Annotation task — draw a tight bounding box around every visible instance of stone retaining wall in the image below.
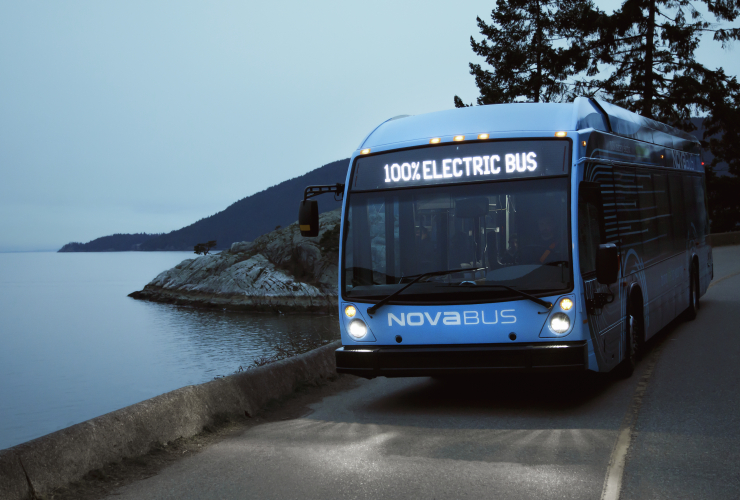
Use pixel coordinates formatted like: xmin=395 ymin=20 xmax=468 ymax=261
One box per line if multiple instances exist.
xmin=0 ymin=341 xmax=340 ymax=500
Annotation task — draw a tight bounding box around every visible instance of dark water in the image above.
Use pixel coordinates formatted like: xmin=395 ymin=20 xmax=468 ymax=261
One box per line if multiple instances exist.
xmin=0 ymin=252 xmax=339 ymax=450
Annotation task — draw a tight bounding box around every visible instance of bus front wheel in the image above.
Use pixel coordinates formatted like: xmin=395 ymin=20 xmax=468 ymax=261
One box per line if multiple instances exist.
xmin=685 ymin=264 xmax=700 ymax=321
xmin=616 ymin=304 xmax=641 ymax=379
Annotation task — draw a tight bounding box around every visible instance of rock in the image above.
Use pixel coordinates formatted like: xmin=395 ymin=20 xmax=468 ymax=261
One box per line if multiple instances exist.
xmin=229 ymin=241 xmax=253 ymax=254
xmin=129 ymin=209 xmax=341 ymax=313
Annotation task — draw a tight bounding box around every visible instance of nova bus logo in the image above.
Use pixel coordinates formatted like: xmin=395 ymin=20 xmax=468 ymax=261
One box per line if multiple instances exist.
xmin=388 ymin=310 xmax=516 ymax=326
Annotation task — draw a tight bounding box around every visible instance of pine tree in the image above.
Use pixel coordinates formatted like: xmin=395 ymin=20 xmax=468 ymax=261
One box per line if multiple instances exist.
xmin=704 ymin=82 xmax=740 ymax=176
xmin=454 ymin=0 xmax=601 ymax=106
xmin=580 ymin=0 xmax=740 ymax=130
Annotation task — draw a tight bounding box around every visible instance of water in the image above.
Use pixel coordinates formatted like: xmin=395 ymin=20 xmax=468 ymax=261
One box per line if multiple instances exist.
xmin=0 ymin=252 xmax=339 ymax=450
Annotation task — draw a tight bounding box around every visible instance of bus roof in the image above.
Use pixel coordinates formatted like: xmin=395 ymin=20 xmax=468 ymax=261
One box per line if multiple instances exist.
xmin=360 ymin=97 xmax=700 ymax=153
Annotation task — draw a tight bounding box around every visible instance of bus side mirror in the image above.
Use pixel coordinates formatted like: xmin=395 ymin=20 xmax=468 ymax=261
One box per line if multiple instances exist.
xmin=298 ymin=200 xmax=319 ymax=237
xmin=596 ymin=243 xmax=619 ymax=285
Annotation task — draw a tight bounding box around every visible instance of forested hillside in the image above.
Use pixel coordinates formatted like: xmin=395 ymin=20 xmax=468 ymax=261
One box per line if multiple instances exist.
xmin=137 ymin=158 xmax=348 ymax=251
xmin=58 ymin=233 xmax=160 ymax=252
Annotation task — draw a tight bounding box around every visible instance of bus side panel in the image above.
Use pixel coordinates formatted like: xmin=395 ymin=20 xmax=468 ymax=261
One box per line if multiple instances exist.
xmin=613 ymin=167 xmax=701 ymax=340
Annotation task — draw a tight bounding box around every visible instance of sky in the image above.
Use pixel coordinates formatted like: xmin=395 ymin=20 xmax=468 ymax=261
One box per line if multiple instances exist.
xmin=1 ymin=0 xmax=738 ymax=252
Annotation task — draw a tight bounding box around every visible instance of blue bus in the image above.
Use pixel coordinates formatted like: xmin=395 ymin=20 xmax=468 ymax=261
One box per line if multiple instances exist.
xmin=299 ymin=97 xmax=712 ymax=378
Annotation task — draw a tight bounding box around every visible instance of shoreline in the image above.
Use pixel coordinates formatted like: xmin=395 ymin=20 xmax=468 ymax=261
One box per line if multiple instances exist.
xmin=128 ymin=285 xmax=338 ymax=314
xmin=0 ymin=341 xmax=341 ymax=500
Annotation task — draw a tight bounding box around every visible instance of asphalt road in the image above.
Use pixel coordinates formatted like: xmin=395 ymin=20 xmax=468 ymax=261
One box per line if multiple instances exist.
xmin=106 ymin=246 xmax=740 ymax=500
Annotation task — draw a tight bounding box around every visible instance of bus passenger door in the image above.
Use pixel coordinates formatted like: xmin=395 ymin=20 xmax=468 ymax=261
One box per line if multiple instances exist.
xmin=580 ymin=168 xmax=622 ymax=371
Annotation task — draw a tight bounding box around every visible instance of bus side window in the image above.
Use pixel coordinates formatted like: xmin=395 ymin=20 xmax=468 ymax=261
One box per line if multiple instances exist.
xmin=652 ymin=173 xmax=673 ymax=258
xmin=614 ymin=167 xmax=644 ymax=261
xmin=694 ymin=176 xmax=708 ymax=238
xmin=682 ymin=175 xmax=701 ymax=240
xmin=668 ymin=174 xmax=686 ymax=252
xmin=578 ymin=182 xmax=604 ymax=276
xmin=635 ymin=170 xmax=659 ymax=262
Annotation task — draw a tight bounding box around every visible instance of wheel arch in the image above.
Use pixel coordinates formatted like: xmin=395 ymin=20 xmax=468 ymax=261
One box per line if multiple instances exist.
xmin=691 ymin=253 xmax=700 ymax=271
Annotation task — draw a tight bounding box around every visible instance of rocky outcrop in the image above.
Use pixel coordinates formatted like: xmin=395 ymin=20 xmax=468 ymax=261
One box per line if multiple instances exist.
xmin=128 ymin=210 xmax=341 ymax=313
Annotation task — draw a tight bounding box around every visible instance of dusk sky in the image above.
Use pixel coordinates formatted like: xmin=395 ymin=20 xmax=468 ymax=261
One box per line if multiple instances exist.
xmin=1 ymin=0 xmax=738 ymax=252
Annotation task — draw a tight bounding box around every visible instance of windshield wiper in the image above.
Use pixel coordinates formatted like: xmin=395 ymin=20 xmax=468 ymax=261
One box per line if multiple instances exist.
xmin=436 ymin=282 xmax=553 ymax=310
xmin=366 ymin=267 xmax=485 ymax=316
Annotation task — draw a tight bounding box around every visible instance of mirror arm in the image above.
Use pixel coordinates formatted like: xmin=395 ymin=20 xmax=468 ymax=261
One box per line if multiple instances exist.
xmin=303 ymin=184 xmax=345 ymax=202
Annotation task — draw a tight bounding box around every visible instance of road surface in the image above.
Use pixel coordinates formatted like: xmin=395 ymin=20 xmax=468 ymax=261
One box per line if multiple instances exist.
xmin=105 ymin=246 xmax=740 ymax=500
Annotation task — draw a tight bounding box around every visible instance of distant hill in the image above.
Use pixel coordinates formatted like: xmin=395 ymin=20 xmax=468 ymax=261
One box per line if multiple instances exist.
xmin=137 ymin=158 xmax=349 ymax=251
xmin=58 ymin=233 xmax=160 ymax=252
xmin=59 ymin=158 xmax=350 ymax=252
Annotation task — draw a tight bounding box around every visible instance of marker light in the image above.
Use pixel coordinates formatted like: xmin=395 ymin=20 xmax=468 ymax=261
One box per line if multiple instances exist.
xmin=453 ymin=135 xmax=465 ymax=141
xmin=550 ymin=313 xmax=571 ymax=334
xmin=581 ymin=141 xmax=587 ymax=147
xmin=430 ymin=137 xmax=441 ymax=144
xmin=344 ymin=305 xmax=357 ymax=318
xmin=360 ymin=148 xmax=371 ymax=155
xmin=559 ymin=298 xmax=574 ymax=311
xmin=348 ymin=319 xmax=368 ymax=339
xmin=555 ymin=131 xmax=567 ymax=137
xmin=478 ymin=133 xmax=489 ymax=140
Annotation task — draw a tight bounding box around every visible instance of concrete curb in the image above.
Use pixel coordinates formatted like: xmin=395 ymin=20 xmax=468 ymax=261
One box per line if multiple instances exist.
xmin=709 ymin=231 xmax=740 ymax=247
xmin=0 ymin=340 xmax=341 ymax=500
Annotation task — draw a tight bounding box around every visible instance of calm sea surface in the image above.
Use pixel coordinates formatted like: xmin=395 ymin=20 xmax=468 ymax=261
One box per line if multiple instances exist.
xmin=0 ymin=252 xmax=339 ymax=450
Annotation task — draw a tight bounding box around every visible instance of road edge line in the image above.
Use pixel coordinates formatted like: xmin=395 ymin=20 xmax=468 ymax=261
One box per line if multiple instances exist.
xmin=708 ymin=269 xmax=740 ymax=290
xmin=600 ymin=349 xmax=660 ymax=500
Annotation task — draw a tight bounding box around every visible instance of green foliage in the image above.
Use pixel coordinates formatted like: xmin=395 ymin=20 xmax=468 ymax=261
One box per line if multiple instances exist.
xmin=704 ymin=84 xmax=740 ymax=177
xmin=194 ymin=240 xmax=217 ymax=255
xmin=57 ymin=233 xmax=161 ymax=252
xmin=576 ymin=0 xmax=740 ymax=130
xmin=455 ymin=0 xmax=600 ymax=106
xmin=706 ymin=169 xmax=740 ymax=232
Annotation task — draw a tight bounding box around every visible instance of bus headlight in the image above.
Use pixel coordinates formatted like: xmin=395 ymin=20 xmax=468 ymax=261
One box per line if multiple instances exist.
xmin=348 ymin=319 xmax=368 ymax=339
xmin=550 ymin=313 xmax=570 ymax=334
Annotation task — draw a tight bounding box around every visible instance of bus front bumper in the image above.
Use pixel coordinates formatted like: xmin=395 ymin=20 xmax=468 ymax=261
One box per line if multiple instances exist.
xmin=336 ymin=341 xmax=588 ymax=378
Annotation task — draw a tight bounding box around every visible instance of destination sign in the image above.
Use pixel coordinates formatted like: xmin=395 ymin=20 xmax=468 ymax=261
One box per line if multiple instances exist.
xmin=352 ymin=140 xmax=569 ymax=191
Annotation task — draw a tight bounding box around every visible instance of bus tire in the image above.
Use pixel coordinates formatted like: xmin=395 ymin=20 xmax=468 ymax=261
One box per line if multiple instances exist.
xmin=616 ymin=305 xmax=640 ymax=379
xmin=685 ymin=263 xmax=700 ymax=321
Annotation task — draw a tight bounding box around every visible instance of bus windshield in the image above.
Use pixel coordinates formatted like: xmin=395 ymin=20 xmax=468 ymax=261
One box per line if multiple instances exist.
xmin=343 ymin=178 xmax=572 ymax=303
